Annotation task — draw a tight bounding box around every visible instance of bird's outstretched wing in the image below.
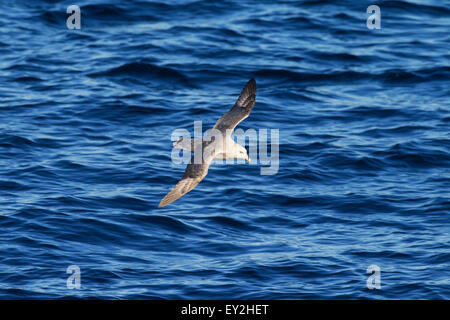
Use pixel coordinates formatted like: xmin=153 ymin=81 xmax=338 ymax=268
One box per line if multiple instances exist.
xmin=158 ymin=142 xmax=217 ymax=208
xmin=213 ymin=78 xmax=256 ymax=135
xmin=159 ymin=79 xmax=256 ymax=207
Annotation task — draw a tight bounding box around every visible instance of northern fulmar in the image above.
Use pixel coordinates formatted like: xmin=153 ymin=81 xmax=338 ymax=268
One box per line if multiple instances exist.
xmin=158 ymin=78 xmax=257 ymax=207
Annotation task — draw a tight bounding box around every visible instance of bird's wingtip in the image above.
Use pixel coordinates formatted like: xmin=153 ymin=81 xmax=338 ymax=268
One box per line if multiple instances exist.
xmin=158 ymin=191 xmax=177 ymax=208
xmin=157 ymin=202 xmax=165 ymax=208
xmin=246 ymin=78 xmax=256 ymax=93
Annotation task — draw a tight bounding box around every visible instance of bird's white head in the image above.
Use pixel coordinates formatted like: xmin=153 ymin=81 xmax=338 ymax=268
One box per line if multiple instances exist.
xmin=237 ymin=144 xmax=250 ymax=162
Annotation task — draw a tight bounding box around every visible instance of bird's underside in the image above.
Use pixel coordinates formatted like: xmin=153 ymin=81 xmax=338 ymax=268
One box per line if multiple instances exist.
xmin=173 ymin=137 xmax=243 ymax=159
xmin=158 ymin=78 xmax=256 ymax=208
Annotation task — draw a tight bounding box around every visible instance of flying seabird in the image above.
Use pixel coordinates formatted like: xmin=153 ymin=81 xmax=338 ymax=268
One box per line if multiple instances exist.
xmin=158 ymin=78 xmax=257 ymax=207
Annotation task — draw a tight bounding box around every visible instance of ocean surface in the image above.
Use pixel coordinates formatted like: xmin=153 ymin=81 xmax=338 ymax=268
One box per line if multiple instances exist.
xmin=0 ymin=0 xmax=449 ymax=299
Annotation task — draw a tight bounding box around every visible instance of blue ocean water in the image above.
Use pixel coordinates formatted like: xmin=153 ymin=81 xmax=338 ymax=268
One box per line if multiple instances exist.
xmin=0 ymin=0 xmax=449 ymax=299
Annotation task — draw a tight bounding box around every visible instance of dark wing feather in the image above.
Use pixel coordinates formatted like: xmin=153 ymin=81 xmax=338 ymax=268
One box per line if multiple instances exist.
xmin=213 ymin=78 xmax=256 ymax=134
xmin=158 ymin=141 xmax=216 ymax=208
xmin=158 ymin=162 xmax=210 ymax=207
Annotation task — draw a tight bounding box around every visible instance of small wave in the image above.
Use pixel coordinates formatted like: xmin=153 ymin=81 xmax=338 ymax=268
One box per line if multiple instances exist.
xmin=381 ymin=0 xmax=450 ymax=16
xmin=377 ymin=142 xmax=450 ymax=168
xmin=0 ymin=134 xmax=36 ymax=148
xmin=255 ymin=69 xmax=367 ymax=83
xmin=13 ymin=76 xmax=43 ymax=82
xmin=0 ymin=180 xmax=31 ymax=191
xmin=89 ymin=62 xmax=189 ymax=84
xmin=360 ymin=125 xmax=433 ymax=138
xmin=342 ymin=106 xmax=410 ymax=119
xmin=205 ymin=216 xmax=259 ymax=231
xmin=345 ymin=249 xmax=413 ymax=259
xmin=310 ymin=52 xmax=368 ymax=62
xmin=317 ymin=153 xmax=386 ymax=171
xmin=128 ymin=214 xmax=201 ymax=234
xmin=74 ymin=4 xmax=159 ymax=26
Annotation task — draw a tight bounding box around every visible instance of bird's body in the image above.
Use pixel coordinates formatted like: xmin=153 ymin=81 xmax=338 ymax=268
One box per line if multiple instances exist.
xmin=159 ymin=78 xmax=257 ymax=208
xmin=173 ymin=137 xmax=247 ymax=160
